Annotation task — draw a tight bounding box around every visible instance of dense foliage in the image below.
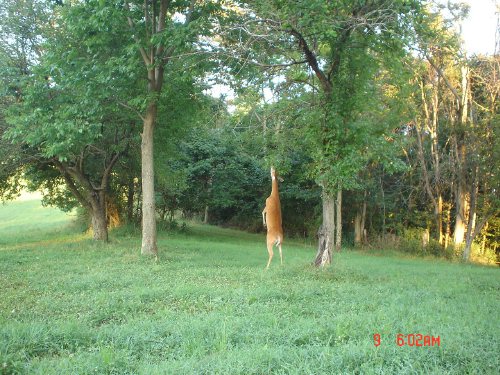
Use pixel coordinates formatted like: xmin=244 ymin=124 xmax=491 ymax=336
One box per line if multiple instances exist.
xmin=0 ymin=0 xmax=498 ymax=262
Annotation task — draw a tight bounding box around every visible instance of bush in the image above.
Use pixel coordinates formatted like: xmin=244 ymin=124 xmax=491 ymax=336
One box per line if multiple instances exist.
xmin=368 ymin=229 xmax=458 ymax=260
xmin=159 ymin=219 xmax=189 ymax=234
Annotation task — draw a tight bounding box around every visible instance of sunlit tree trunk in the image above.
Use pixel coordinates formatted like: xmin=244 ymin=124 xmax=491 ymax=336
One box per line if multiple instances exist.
xmin=453 ymin=66 xmax=470 ymax=248
xmin=354 ymin=193 xmax=367 ymax=247
xmin=417 ymin=76 xmax=444 ymax=244
xmin=361 ymin=192 xmax=367 ymax=244
xmin=444 ymin=200 xmax=452 ymax=249
xmin=463 ymin=165 xmax=478 ymax=261
xmin=453 ymin=170 xmax=468 ymax=247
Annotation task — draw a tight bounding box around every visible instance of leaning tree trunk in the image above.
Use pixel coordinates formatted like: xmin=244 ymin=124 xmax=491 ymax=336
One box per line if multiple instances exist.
xmin=314 ymin=192 xmax=335 ymax=267
xmin=141 ymin=102 xmax=158 ymax=257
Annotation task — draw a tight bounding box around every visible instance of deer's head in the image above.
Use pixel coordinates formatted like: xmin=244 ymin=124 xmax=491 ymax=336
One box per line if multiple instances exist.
xmin=270 ymin=167 xmax=283 ymax=182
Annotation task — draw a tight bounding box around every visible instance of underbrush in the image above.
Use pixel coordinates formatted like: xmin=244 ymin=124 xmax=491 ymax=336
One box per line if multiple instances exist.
xmin=365 ymin=229 xmax=497 ymax=265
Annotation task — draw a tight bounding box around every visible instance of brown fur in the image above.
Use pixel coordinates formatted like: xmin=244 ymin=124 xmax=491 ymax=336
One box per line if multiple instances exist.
xmin=262 ymin=167 xmax=284 ymax=269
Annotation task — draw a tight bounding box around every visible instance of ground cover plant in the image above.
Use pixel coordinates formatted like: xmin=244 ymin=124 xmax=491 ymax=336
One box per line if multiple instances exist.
xmin=1 ymin=199 xmax=499 ymax=374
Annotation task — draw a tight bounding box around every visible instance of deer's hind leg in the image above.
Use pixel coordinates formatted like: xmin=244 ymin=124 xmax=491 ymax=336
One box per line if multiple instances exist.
xmin=265 ymin=236 xmax=274 ymax=269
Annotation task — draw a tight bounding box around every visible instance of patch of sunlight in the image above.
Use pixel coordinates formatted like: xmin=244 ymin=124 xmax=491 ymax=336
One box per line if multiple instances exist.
xmin=2 ymin=232 xmax=91 ymax=251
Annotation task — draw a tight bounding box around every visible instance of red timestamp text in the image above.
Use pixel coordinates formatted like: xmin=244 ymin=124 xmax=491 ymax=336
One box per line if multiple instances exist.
xmin=373 ymin=333 xmax=441 ymax=347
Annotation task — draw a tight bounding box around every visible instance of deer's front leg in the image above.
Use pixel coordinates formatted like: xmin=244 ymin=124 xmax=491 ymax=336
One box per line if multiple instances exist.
xmin=262 ymin=207 xmax=267 ymax=227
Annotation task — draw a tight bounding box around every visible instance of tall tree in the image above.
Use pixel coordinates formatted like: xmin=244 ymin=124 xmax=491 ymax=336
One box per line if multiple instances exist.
xmin=122 ymin=0 xmax=223 ymax=257
xmin=229 ymin=0 xmax=423 ymax=266
xmin=462 ymin=55 xmax=500 ymax=260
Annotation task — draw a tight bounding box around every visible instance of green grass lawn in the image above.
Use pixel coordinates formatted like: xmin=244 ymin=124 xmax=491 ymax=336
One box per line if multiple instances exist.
xmin=1 ymin=199 xmax=499 ymax=374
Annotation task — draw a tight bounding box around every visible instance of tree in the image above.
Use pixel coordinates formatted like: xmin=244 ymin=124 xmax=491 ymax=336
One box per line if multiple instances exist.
xmin=0 ymin=0 xmax=52 ymax=199
xmin=122 ymin=0 xmax=226 ymax=257
xmin=462 ymin=55 xmax=500 ymax=260
xmin=2 ymin=0 xmax=141 ymax=241
xmin=228 ymin=0 xmax=423 ymax=266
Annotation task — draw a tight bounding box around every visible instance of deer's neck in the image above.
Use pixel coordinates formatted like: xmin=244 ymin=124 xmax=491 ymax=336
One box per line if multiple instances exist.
xmin=271 ymin=178 xmax=279 ymax=198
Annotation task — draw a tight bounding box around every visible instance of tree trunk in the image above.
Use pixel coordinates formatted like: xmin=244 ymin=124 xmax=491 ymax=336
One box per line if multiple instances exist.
xmin=52 ymin=159 xmax=112 ymax=242
xmin=454 ymin=175 xmax=468 ymax=248
xmin=314 ymin=192 xmax=335 ymax=267
xmin=380 ymin=176 xmax=386 ymax=234
xmin=422 ymin=228 xmax=430 ymax=248
xmin=463 ymin=211 xmax=475 ymax=261
xmin=361 ymin=192 xmax=367 ymax=244
xmin=203 ymin=205 xmax=209 ymax=224
xmin=437 ymin=195 xmax=443 ymax=245
xmin=91 ymin=204 xmax=108 ymax=242
xmin=127 ymin=178 xmax=135 ymax=222
xmin=454 ymin=66 xmax=470 ymax=248
xmin=354 ymin=194 xmax=367 ymax=247
xmin=480 ymin=222 xmax=489 ymax=255
xmin=141 ymin=103 xmax=158 ymax=257
xmin=354 ymin=211 xmax=362 ymax=247
xmin=335 ymin=189 xmax=342 ymax=250
xmin=463 ymin=166 xmax=478 ymax=261
xmin=444 ymin=201 xmax=452 ymax=249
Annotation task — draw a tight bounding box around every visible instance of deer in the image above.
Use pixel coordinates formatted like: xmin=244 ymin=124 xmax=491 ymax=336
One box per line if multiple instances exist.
xmin=262 ymin=167 xmax=284 ymax=269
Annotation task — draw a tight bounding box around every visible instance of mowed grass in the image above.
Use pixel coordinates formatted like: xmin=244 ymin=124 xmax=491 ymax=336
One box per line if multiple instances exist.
xmin=0 ymin=199 xmax=81 ymax=248
xmin=0 ymin=200 xmax=499 ymax=374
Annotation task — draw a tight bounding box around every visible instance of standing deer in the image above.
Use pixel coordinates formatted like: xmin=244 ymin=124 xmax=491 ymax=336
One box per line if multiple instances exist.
xmin=262 ymin=167 xmax=284 ymax=269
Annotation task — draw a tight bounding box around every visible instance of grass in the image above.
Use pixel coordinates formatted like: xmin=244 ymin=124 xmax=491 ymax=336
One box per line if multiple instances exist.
xmin=0 ymin=199 xmax=81 ymax=248
xmin=0 ymin=199 xmax=499 ymax=374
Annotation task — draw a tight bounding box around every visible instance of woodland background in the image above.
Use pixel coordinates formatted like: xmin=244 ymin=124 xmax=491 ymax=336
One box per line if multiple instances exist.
xmin=0 ymin=0 xmax=499 ymax=264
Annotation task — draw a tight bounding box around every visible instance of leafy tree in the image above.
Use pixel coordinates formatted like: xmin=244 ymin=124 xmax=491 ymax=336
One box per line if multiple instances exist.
xmin=226 ymin=0 xmax=424 ymax=266
xmin=0 ymin=0 xmax=52 ymax=199
xmin=462 ymin=55 xmax=500 ymax=260
xmin=121 ymin=0 xmax=229 ymax=257
xmin=4 ymin=1 xmax=141 ymax=241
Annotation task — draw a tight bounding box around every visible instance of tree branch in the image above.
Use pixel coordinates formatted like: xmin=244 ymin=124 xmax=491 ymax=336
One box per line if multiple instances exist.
xmin=185 ymin=0 xmax=196 ymax=24
xmin=101 ymin=152 xmax=121 ymax=191
xmin=124 ymin=1 xmax=151 ymax=66
xmin=117 ymin=100 xmax=145 ymax=121
xmin=287 ymin=27 xmax=332 ymax=94
xmin=52 ymin=159 xmax=92 ymax=211
xmin=327 ymin=27 xmax=352 ymax=82
xmin=414 ymin=118 xmax=439 ymax=210
xmin=426 ymin=54 xmax=460 ymax=101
